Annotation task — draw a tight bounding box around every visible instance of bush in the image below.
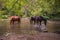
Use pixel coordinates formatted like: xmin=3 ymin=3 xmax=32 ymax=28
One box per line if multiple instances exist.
xmin=1 ymin=15 xmax=8 ymax=19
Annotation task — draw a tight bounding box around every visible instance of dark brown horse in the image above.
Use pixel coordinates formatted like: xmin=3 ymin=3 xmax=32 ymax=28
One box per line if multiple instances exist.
xmin=9 ymin=16 xmax=21 ymax=24
xmin=30 ymin=16 xmax=47 ymax=26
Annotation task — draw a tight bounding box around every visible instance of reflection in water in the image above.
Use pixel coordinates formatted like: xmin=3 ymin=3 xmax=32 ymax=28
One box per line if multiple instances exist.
xmin=40 ymin=24 xmax=46 ymax=31
xmin=10 ymin=22 xmax=20 ymax=33
xmin=31 ymin=23 xmax=47 ymax=32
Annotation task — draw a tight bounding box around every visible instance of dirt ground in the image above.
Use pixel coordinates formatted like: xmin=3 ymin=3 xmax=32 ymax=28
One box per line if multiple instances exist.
xmin=0 ymin=32 xmax=60 ymax=40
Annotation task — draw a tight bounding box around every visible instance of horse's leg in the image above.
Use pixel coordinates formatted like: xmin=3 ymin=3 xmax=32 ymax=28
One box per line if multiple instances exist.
xmin=35 ymin=20 xmax=37 ymax=24
xmin=34 ymin=19 xmax=36 ymax=24
xmin=12 ymin=20 xmax=14 ymax=24
xmin=42 ymin=20 xmax=48 ymax=32
xmin=37 ymin=20 xmax=39 ymax=25
xmin=17 ymin=20 xmax=19 ymax=24
xmin=17 ymin=19 xmax=21 ymax=30
xmin=44 ymin=20 xmax=47 ymax=26
xmin=18 ymin=19 xmax=20 ymax=24
xmin=40 ymin=21 xmax=41 ymax=26
xmin=10 ymin=20 xmax=14 ymax=31
xmin=10 ymin=20 xmax=13 ymax=25
xmin=37 ymin=21 xmax=41 ymax=32
xmin=18 ymin=20 xmax=21 ymax=24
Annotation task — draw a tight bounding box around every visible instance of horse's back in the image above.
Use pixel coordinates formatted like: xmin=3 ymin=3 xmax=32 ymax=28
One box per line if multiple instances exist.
xmin=9 ymin=16 xmax=21 ymax=21
xmin=11 ymin=16 xmax=19 ymax=18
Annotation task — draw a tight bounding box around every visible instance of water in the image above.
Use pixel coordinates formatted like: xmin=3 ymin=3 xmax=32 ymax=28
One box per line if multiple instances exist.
xmin=31 ymin=23 xmax=47 ymax=32
xmin=40 ymin=24 xmax=46 ymax=31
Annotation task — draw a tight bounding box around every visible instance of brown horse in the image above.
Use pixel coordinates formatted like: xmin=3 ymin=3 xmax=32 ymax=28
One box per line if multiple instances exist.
xmin=9 ymin=16 xmax=21 ymax=24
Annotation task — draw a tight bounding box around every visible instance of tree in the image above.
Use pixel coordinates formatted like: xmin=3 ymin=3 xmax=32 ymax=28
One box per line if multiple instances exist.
xmin=0 ymin=0 xmax=60 ymax=19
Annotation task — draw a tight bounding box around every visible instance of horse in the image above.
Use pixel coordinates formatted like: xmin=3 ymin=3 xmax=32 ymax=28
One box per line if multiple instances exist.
xmin=30 ymin=16 xmax=47 ymax=26
xmin=9 ymin=16 xmax=21 ymax=24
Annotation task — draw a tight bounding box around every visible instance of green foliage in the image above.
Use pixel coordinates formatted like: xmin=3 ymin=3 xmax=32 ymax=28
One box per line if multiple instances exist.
xmin=1 ymin=15 xmax=8 ymax=19
xmin=0 ymin=0 xmax=60 ymax=19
